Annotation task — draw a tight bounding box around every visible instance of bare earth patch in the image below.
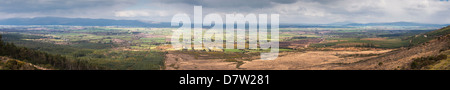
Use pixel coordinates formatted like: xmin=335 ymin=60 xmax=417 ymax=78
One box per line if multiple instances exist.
xmin=361 ymin=38 xmax=387 ymax=41
xmin=165 ymin=52 xmax=238 ymax=70
xmin=165 ymin=50 xmax=392 ymax=70
xmin=239 ymin=50 xmax=392 ymax=70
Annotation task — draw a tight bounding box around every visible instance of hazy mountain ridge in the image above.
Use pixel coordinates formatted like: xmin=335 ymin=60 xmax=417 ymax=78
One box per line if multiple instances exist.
xmin=0 ymin=17 xmax=171 ymax=27
xmin=0 ymin=17 xmax=447 ymax=28
xmin=344 ymin=22 xmax=448 ymax=27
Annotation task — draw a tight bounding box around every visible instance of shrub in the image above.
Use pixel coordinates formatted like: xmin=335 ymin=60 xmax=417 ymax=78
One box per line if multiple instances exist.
xmin=410 ymin=54 xmax=447 ymax=70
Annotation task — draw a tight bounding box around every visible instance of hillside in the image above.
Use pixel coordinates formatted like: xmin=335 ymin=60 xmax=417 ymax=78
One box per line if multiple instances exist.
xmin=322 ymin=26 xmax=450 ymax=70
xmin=407 ymin=25 xmax=450 ymax=46
xmin=427 ymin=50 xmax=450 ymax=70
xmin=0 ymin=56 xmax=48 ymax=70
xmin=0 ymin=34 xmax=101 ymax=70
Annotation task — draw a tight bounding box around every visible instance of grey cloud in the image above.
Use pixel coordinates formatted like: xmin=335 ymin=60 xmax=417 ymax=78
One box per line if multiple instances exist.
xmin=0 ymin=0 xmax=450 ymax=24
xmin=159 ymin=0 xmax=298 ymax=8
xmin=0 ymin=0 xmax=135 ymax=13
xmin=272 ymin=0 xmax=299 ymax=4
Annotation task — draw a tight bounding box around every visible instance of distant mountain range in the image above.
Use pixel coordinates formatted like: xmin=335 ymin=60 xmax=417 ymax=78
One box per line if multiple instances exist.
xmin=344 ymin=22 xmax=448 ymax=27
xmin=281 ymin=22 xmax=449 ymax=28
xmin=0 ymin=17 xmax=447 ymax=28
xmin=0 ymin=17 xmax=171 ymax=27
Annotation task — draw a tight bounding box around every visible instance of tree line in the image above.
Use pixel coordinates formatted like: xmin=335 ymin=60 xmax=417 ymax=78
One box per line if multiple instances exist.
xmin=0 ymin=34 xmax=102 ymax=70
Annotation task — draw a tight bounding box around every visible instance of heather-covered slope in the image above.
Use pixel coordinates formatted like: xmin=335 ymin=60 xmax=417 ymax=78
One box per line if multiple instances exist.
xmin=322 ymin=26 xmax=450 ymax=70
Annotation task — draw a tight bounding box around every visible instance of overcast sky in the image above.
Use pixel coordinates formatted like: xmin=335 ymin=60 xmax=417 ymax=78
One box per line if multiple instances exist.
xmin=1 ymin=0 xmax=450 ymax=24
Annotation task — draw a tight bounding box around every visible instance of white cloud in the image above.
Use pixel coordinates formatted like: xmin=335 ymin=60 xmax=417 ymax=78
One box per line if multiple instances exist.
xmin=264 ymin=0 xmax=450 ymax=24
xmin=1 ymin=0 xmax=450 ymax=24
